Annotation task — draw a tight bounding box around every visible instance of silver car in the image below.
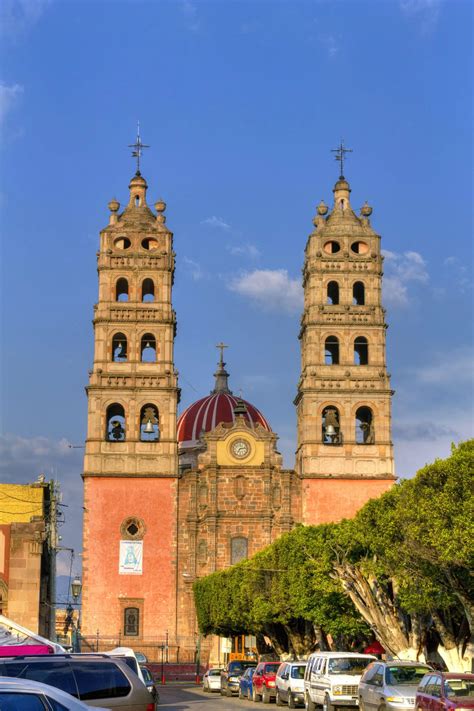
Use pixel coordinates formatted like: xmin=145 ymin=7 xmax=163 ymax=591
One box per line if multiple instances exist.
xmin=359 ymin=661 xmax=432 ymax=711
xmin=0 ymin=676 xmax=108 ymax=710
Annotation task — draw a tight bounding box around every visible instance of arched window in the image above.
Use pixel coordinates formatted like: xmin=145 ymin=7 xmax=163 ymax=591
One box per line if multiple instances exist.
xmin=116 ymin=278 xmax=129 ymax=302
xmin=112 ymin=333 xmax=127 ymax=362
xmin=327 ymin=281 xmax=339 ymax=305
xmin=231 ymin=537 xmax=248 ymax=565
xmin=353 ymin=281 xmax=365 ymax=305
xmin=354 ymin=336 xmax=369 ymax=365
xmin=141 ymin=334 xmax=156 ymax=362
xmin=106 ymin=403 xmax=126 ymax=441
xmin=356 ymin=406 xmax=375 ymax=444
xmin=322 ymin=406 xmax=342 ymax=445
xmin=140 ymin=404 xmax=160 ymax=441
xmin=325 ymin=336 xmax=339 ymax=365
xmin=124 ymin=607 xmax=139 ymax=636
xmin=141 ymin=278 xmax=155 ymax=302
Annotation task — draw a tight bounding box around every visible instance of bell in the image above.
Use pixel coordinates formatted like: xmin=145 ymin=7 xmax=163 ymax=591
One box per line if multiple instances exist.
xmin=116 ymin=342 xmax=127 ymax=359
xmin=325 ymin=424 xmax=336 ymax=437
xmin=144 ymin=341 xmax=152 ymax=349
xmin=144 ymin=419 xmax=155 ymax=434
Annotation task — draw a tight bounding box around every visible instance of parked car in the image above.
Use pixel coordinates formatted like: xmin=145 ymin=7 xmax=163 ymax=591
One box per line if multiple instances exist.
xmin=0 ymin=676 xmax=109 ymax=710
xmin=104 ymin=647 xmax=148 ymax=687
xmin=221 ymin=659 xmax=257 ymax=696
xmin=304 ymin=651 xmax=377 ymax=711
xmin=140 ymin=666 xmax=160 ymax=703
xmin=252 ymin=661 xmax=281 ymax=703
xmin=276 ymin=660 xmax=307 ymax=708
xmin=239 ymin=666 xmax=256 ymax=700
xmin=0 ymin=653 xmax=156 ymax=710
xmin=202 ymin=667 xmax=222 ymax=692
xmin=416 ymin=671 xmax=474 ymax=711
xmin=359 ymin=660 xmax=432 ymax=711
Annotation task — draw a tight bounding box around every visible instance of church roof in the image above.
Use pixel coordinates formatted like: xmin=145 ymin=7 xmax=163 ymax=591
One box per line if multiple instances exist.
xmin=177 ymin=353 xmax=271 ymax=443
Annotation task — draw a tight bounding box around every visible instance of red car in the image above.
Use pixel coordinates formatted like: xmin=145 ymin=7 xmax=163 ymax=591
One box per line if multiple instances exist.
xmin=252 ymin=661 xmax=281 ymax=703
xmin=416 ymin=671 xmax=474 ymax=711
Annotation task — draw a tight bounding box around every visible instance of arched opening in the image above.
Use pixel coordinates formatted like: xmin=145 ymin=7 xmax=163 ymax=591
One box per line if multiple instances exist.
xmin=112 ymin=333 xmax=128 ymax=362
xmin=141 ymin=334 xmax=157 ymax=362
xmin=140 ymin=404 xmax=160 ymax=441
xmin=354 ymin=336 xmax=369 ymax=365
xmin=114 ymin=236 xmax=131 ymax=250
xmin=351 ymin=241 xmax=369 ymax=255
xmin=327 ymin=281 xmax=339 ymax=305
xmin=106 ymin=403 xmax=126 ymax=441
xmin=141 ymin=238 xmax=159 ymax=251
xmin=353 ymin=281 xmax=365 ymax=305
xmin=116 ymin=278 xmax=129 ymax=302
xmin=356 ymin=406 xmax=375 ymax=444
xmin=325 ymin=336 xmax=339 ymax=365
xmin=141 ymin=278 xmax=155 ymax=302
xmin=231 ymin=537 xmax=248 ymax=565
xmin=134 ymin=195 xmax=140 ymax=207
xmin=323 ymin=241 xmax=341 ymax=254
xmin=322 ymin=406 xmax=342 ymax=445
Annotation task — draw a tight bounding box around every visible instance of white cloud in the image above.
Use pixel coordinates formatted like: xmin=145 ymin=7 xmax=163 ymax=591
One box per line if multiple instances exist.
xmin=382 ymin=249 xmax=429 ymax=306
xmin=399 ymin=0 xmax=441 ymax=34
xmin=443 ymin=256 xmax=472 ymax=292
xmin=0 ymin=82 xmax=23 ymax=128
xmin=0 ymin=0 xmax=50 ymax=37
xmin=181 ymin=0 xmax=200 ymax=32
xmin=183 ymin=256 xmax=204 ymax=281
xmin=201 ymin=215 xmax=230 ymax=230
xmin=0 ymin=433 xmax=72 ymax=467
xmin=228 ymin=243 xmax=261 ymax=259
xmin=229 ymin=269 xmax=303 ymax=314
xmin=319 ymin=33 xmax=340 ymax=58
xmin=413 ymin=347 xmax=474 ymax=387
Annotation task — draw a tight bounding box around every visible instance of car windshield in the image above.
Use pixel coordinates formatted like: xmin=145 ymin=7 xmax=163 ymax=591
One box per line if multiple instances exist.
xmin=141 ymin=668 xmax=152 ymax=682
xmin=291 ymin=666 xmax=306 ymax=679
xmin=443 ymin=679 xmax=474 ymax=698
xmin=386 ymin=667 xmax=431 ymax=685
xmin=264 ymin=664 xmax=280 ymax=674
xmin=328 ymin=658 xmax=372 ymax=675
xmin=209 ymin=670 xmax=221 ymax=676
xmin=230 ymin=662 xmax=256 ymax=674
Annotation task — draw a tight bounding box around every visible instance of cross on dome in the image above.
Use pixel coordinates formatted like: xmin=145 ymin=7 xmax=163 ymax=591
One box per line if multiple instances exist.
xmin=128 ymin=121 xmax=150 ymax=175
xmin=331 ymin=140 xmax=352 ymax=179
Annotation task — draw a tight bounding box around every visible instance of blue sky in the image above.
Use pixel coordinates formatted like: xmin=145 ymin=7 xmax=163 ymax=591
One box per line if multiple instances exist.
xmin=0 ymin=0 xmax=472 ymax=568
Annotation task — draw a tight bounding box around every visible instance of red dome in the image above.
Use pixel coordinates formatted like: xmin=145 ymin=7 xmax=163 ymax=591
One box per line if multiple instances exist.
xmin=177 ymin=392 xmax=271 ymax=443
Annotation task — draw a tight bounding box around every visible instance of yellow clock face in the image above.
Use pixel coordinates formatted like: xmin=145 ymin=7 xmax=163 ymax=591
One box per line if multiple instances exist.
xmin=231 ymin=438 xmax=250 ymax=459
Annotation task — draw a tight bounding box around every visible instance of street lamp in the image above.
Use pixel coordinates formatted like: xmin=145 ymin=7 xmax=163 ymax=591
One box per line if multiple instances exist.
xmin=71 ymin=576 xmax=82 ymax=601
xmin=69 ymin=576 xmax=82 ymax=652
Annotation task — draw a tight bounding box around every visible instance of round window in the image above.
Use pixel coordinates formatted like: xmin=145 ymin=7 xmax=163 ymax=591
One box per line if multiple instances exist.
xmin=351 ymin=241 xmax=369 ymax=255
xmin=142 ymin=238 xmax=159 ymax=251
xmin=114 ymin=237 xmax=131 ymax=250
xmin=323 ymin=241 xmax=341 ymax=254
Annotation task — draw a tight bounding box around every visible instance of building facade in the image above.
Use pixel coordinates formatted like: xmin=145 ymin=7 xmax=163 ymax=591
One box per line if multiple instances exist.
xmin=81 ymin=163 xmax=395 ymax=659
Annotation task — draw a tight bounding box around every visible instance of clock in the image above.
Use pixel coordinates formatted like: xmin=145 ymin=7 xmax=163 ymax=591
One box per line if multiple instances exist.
xmin=231 ymin=438 xmax=250 ymax=459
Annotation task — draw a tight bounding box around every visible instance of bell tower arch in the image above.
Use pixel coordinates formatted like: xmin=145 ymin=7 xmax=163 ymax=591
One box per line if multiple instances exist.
xmin=81 ymin=150 xmax=180 ymax=643
xmin=295 ymin=157 xmax=395 ymax=524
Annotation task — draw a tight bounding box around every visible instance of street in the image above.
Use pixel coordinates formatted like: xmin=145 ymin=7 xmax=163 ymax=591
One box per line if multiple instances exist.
xmin=158 ymin=684 xmax=268 ymax=709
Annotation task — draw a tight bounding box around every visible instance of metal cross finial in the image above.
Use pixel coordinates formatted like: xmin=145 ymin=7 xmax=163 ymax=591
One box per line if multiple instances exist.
xmin=331 ymin=140 xmax=352 ymax=179
xmin=216 ymin=342 xmax=228 ymax=366
xmin=128 ymin=122 xmax=150 ymax=175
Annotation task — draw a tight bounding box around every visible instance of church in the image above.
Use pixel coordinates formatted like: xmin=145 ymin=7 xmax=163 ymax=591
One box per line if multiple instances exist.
xmin=81 ymin=143 xmax=395 ymax=662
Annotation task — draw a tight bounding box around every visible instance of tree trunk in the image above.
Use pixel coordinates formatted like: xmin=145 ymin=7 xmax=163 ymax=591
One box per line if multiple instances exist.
xmin=431 ymin=610 xmax=473 ymax=671
xmin=262 ymin=622 xmax=289 ymax=657
xmin=284 ymin=619 xmax=317 ymax=657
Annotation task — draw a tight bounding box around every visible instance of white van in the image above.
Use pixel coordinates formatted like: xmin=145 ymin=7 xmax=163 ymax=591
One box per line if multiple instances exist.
xmin=304 ymin=652 xmax=376 ymax=711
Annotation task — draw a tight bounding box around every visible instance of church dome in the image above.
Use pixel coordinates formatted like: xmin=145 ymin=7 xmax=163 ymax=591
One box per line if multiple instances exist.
xmin=177 ymin=351 xmax=271 ymax=443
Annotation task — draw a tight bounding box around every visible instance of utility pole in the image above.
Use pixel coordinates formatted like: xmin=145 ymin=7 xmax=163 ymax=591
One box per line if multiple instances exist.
xmin=48 ymin=479 xmax=59 ymax=641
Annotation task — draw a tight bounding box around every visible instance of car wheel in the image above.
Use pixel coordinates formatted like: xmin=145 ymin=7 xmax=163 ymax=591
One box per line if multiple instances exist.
xmin=203 ymin=684 xmax=208 ymax=692
xmin=276 ymin=689 xmax=284 ymax=707
xmin=262 ymin=687 xmax=270 ymax=704
xmin=323 ymin=694 xmax=336 ymax=711
xmin=253 ymin=686 xmax=261 ymax=702
xmin=288 ymin=691 xmax=296 ymax=708
xmin=305 ymin=693 xmax=316 ymax=711
xmin=359 ymin=700 xmax=366 ymax=711
xmin=248 ymin=687 xmax=252 ymax=699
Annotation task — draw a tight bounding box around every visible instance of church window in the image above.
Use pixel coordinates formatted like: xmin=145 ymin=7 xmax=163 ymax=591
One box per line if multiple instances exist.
xmin=116 ymin=278 xmax=129 ymax=302
xmin=124 ymin=607 xmax=139 ymax=636
xmin=106 ymin=404 xmax=126 ymax=441
xmin=325 ymin=336 xmax=339 ymax=365
xmin=356 ymin=406 xmax=375 ymax=444
xmin=327 ymin=281 xmax=339 ymax=305
xmin=134 ymin=195 xmax=140 ymax=207
xmin=351 ymin=241 xmax=369 ymax=255
xmin=141 ymin=278 xmax=155 ymax=302
xmin=141 ymin=237 xmax=159 ymax=251
xmin=120 ymin=516 xmax=146 ymax=540
xmin=322 ymin=406 xmax=342 ymax=445
xmin=112 ymin=333 xmax=128 ymax=362
xmin=114 ymin=236 xmax=131 ymax=250
xmin=323 ymin=241 xmax=341 ymax=254
xmin=140 ymin=334 xmax=157 ymax=362
xmin=139 ymin=404 xmax=160 ymax=441
xmin=354 ymin=336 xmax=369 ymax=365
xmin=353 ymin=281 xmax=365 ymax=305
xmin=231 ymin=537 xmax=248 ymax=565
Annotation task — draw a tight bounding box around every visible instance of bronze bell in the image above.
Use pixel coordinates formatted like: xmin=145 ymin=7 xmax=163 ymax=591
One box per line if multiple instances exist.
xmin=144 ymin=419 xmax=155 ymax=434
xmin=116 ymin=342 xmax=127 ymax=359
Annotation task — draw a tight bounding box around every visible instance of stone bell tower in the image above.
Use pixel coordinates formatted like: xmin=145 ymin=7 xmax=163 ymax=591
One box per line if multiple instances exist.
xmin=295 ymin=150 xmax=395 ymax=525
xmin=81 ymin=140 xmax=180 ymax=643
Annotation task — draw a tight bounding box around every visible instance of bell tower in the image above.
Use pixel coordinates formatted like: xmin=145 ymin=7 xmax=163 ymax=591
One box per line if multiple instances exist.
xmin=81 ymin=136 xmax=180 ymax=643
xmin=295 ymin=148 xmax=395 ymax=525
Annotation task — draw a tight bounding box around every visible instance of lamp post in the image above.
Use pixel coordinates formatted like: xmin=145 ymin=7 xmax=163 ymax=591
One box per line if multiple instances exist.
xmin=70 ymin=576 xmax=82 ymax=652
